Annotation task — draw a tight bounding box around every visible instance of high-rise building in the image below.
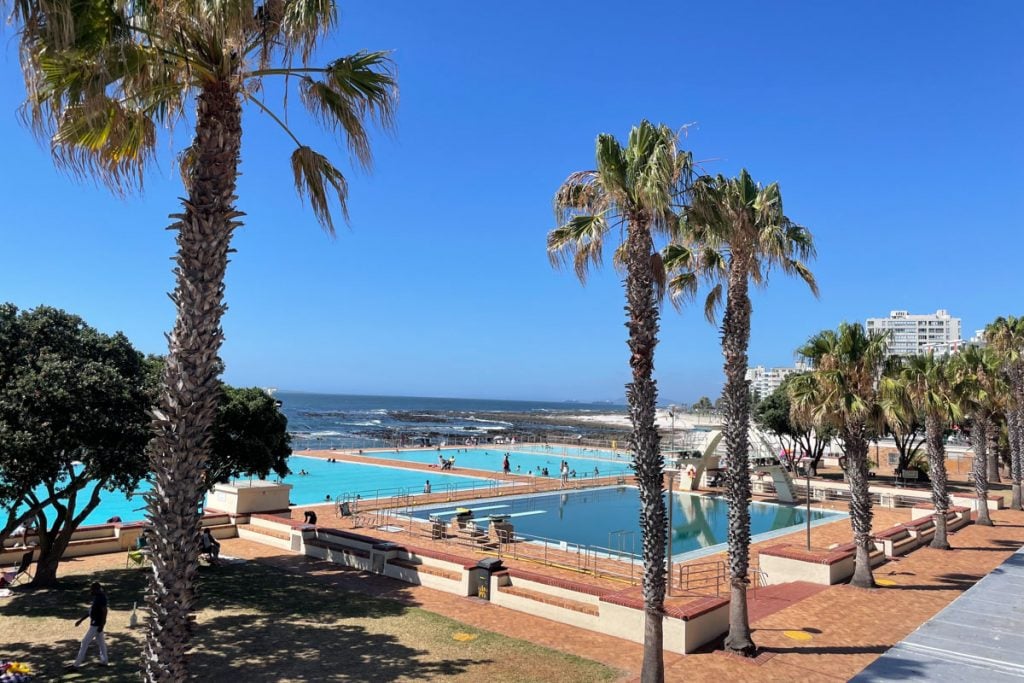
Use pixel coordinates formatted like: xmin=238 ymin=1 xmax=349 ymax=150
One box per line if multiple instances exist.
xmin=746 ymin=361 xmax=811 ymax=400
xmin=865 ymin=309 xmax=962 ymax=357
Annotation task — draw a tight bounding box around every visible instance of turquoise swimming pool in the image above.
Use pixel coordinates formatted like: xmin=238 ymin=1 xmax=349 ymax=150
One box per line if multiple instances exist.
xmin=411 ymin=487 xmax=844 ymax=560
xmin=352 ymin=447 xmax=633 ymax=477
xmin=34 ymin=456 xmax=494 ymax=526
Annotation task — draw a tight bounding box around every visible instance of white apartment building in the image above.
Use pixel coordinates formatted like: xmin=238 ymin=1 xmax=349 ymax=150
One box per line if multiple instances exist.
xmin=866 ymin=309 xmax=963 ymax=357
xmin=746 ymin=361 xmax=811 ymax=400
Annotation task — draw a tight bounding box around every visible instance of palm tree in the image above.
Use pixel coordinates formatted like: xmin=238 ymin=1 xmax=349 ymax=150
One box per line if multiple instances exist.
xmin=662 ymin=170 xmax=817 ymax=655
xmin=548 ymin=121 xmax=692 ymax=682
xmin=986 ymin=316 xmax=1024 ymax=511
xmin=10 ymin=2 xmax=397 ymax=678
xmin=952 ymin=346 xmax=1003 ymax=526
xmin=898 ymin=354 xmax=962 ymax=548
xmin=790 ymin=323 xmax=888 ymax=588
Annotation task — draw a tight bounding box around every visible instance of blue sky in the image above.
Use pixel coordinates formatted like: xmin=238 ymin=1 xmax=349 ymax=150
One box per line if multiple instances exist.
xmin=1 ymin=1 xmax=1021 ymax=403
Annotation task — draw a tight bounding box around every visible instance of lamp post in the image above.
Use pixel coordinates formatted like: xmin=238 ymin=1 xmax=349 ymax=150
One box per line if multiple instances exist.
xmin=806 ymin=464 xmax=812 ymax=550
xmin=668 ymin=405 xmax=677 ymax=450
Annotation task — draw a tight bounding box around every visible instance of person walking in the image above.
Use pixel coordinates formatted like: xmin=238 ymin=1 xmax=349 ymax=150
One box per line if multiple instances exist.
xmin=70 ymin=582 xmax=109 ymax=669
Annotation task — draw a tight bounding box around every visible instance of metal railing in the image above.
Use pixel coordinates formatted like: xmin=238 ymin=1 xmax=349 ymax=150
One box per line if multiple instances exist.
xmin=673 ymin=560 xmax=766 ymax=597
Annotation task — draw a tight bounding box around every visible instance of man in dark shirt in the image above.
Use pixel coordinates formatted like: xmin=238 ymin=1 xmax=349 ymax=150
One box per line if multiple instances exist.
xmin=71 ymin=582 xmax=109 ymax=668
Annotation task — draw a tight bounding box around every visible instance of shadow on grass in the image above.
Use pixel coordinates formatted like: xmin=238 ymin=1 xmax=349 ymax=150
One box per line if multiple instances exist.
xmin=5 ymin=635 xmax=139 ymax=681
xmin=190 ymin=613 xmax=483 ymax=681
xmin=2 ymin=559 xmax=485 ymax=680
xmin=1 ymin=561 xmax=410 ymax=622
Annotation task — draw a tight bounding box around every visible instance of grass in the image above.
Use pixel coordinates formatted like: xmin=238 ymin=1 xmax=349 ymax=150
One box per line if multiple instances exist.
xmin=1 ymin=559 xmax=619 ymax=682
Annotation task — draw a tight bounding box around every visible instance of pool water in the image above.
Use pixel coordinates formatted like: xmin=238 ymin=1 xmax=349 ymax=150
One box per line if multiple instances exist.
xmin=410 ymin=487 xmax=843 ymax=559
xmin=354 ymin=447 xmax=633 ymax=477
xmin=33 ymin=456 xmax=494 ymax=526
xmin=511 ymin=444 xmax=631 ymax=460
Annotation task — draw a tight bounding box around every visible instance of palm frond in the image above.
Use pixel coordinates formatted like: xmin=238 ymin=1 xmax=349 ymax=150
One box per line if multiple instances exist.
xmin=294 ymin=52 xmax=396 ymax=169
xmin=51 ymin=97 xmax=156 ymax=192
xmin=546 ymin=214 xmax=609 ymax=283
xmin=290 ymin=145 xmax=349 ymax=233
xmin=280 ymin=0 xmax=339 ymax=61
xmin=703 ymin=283 xmax=723 ymax=323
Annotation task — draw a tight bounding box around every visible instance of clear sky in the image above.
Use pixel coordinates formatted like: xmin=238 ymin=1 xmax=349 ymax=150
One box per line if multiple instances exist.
xmin=1 ymin=1 xmax=1021 ymax=403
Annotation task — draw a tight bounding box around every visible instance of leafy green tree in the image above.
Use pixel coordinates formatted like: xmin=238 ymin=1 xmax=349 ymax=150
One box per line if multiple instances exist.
xmin=791 ymin=323 xmax=889 ymax=588
xmin=209 ymin=386 xmax=291 ymax=488
xmin=10 ymin=0 xmax=396 ymax=675
xmin=0 ymin=330 xmax=291 ymax=585
xmin=692 ymin=396 xmax=714 ymax=412
xmin=0 ymin=305 xmax=150 ymax=587
xmin=548 ymin=120 xmax=692 ymax=682
xmin=756 ymin=378 xmax=834 ymax=475
xmin=986 ymin=316 xmax=1024 ymax=510
xmin=663 ymin=170 xmax=817 ymax=654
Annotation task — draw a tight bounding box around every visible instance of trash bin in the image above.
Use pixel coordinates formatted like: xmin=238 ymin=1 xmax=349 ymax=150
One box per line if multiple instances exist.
xmin=474 ymin=558 xmax=504 ymax=600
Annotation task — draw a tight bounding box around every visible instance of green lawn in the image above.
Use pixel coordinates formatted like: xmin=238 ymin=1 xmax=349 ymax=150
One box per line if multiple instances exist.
xmin=1 ymin=560 xmax=619 ymax=682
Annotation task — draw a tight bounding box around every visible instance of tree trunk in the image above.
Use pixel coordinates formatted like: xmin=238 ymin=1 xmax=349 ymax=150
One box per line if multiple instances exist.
xmin=29 ymin=481 xmax=103 ymax=587
xmin=987 ymin=428 xmax=1002 ymax=483
xmin=1009 ymin=402 xmax=1022 ymax=511
xmin=721 ymin=254 xmax=755 ymax=656
xmin=844 ymin=428 xmax=875 ymax=588
xmin=30 ymin=516 xmax=75 ymax=587
xmin=925 ymin=412 xmax=951 ymax=550
xmin=144 ymin=80 xmax=243 ymax=683
xmin=972 ymin=420 xmax=993 ymax=526
xmin=623 ymin=215 xmax=665 ymax=683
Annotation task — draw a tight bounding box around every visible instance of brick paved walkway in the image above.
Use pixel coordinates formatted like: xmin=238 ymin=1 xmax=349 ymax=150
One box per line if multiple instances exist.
xmin=220 ymin=507 xmax=1024 ymax=682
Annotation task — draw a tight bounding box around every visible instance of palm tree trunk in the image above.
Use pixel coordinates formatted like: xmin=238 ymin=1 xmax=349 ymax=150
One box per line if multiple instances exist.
xmin=623 ymin=217 xmax=665 ymax=683
xmin=987 ymin=426 xmax=1002 ymax=483
xmin=925 ymin=412 xmax=951 ymax=549
xmin=144 ymin=80 xmax=243 ymax=683
xmin=972 ymin=419 xmax=993 ymax=526
xmin=1009 ymin=400 xmax=1022 ymax=511
xmin=720 ymin=258 xmax=755 ymax=656
xmin=844 ymin=427 xmax=875 ymax=588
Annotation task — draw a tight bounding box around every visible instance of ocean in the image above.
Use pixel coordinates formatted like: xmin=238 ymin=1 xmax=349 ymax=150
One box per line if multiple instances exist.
xmin=278 ymin=391 xmax=628 ymax=450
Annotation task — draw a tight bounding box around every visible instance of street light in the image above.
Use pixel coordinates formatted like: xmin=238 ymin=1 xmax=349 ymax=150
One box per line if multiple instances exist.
xmin=668 ymin=405 xmax=678 ymax=449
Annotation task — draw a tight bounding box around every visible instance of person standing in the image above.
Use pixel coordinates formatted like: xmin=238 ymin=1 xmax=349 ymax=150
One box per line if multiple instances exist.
xmin=71 ymin=582 xmax=109 ymax=669
xmin=423 ymin=480 xmax=432 ymax=494
xmin=502 ymin=453 xmax=511 ymax=475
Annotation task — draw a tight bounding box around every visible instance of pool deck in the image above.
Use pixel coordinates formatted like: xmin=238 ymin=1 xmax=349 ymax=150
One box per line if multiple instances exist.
xmin=225 ymin=508 xmax=1024 ymax=681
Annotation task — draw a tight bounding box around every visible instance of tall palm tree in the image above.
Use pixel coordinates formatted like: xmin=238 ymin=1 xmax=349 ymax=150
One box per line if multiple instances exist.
xmin=898 ymin=354 xmax=962 ymax=549
xmin=9 ymin=1 xmax=397 ymax=678
xmin=952 ymin=346 xmax=1003 ymax=526
xmin=790 ymin=323 xmax=888 ymax=588
xmin=548 ymin=121 xmax=692 ymax=682
xmin=986 ymin=316 xmax=1024 ymax=511
xmin=662 ymin=170 xmax=817 ymax=655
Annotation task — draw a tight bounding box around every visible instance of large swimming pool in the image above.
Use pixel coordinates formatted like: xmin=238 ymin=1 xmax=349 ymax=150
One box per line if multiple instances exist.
xmin=351 ymin=447 xmax=633 ymax=477
xmin=409 ymin=487 xmax=843 ymax=560
xmin=36 ymin=456 xmax=495 ymax=526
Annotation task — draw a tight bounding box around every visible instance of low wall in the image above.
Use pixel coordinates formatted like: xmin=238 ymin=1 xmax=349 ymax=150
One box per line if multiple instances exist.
xmin=0 ymin=513 xmax=239 ymax=565
xmin=207 ymin=481 xmax=293 ymax=515
xmin=759 ymin=545 xmax=854 ymax=585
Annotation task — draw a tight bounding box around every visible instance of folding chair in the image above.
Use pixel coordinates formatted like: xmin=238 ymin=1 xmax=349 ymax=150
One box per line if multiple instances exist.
xmin=126 ymin=549 xmax=151 ymax=569
xmin=1 ymin=550 xmax=34 ymax=587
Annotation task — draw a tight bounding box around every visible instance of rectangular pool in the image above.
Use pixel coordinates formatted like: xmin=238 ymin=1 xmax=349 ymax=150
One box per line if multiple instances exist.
xmin=409 ymin=487 xmax=844 ymax=561
xmin=352 ymin=447 xmax=633 ymax=478
xmin=36 ymin=456 xmax=495 ymax=526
